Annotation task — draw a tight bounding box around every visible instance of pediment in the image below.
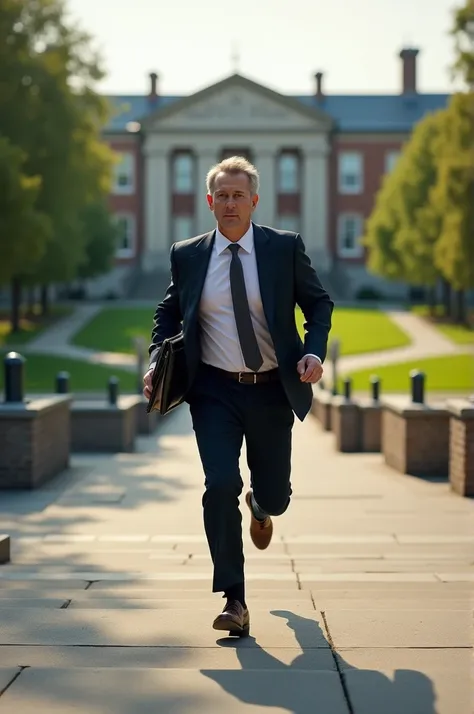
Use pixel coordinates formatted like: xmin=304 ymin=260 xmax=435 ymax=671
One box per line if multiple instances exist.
xmin=146 ymin=75 xmax=331 ymax=133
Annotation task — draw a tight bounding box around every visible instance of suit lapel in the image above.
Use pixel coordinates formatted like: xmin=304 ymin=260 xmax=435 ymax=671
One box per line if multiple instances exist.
xmin=189 ymin=230 xmax=215 ymax=317
xmin=253 ymin=223 xmax=275 ymax=329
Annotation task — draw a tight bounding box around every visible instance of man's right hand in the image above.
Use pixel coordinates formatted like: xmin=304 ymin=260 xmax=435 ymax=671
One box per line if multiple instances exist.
xmin=142 ymin=367 xmax=154 ymax=399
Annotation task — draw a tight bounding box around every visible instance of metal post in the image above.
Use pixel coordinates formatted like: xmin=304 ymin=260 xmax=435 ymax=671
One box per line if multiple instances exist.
xmin=329 ymin=339 xmax=340 ymax=396
xmin=55 ymin=371 xmax=70 ymax=394
xmin=370 ymin=375 xmax=380 ymax=402
xmin=343 ymin=377 xmax=352 ymax=401
xmin=3 ymin=352 xmax=25 ymax=403
xmin=410 ymin=370 xmax=425 ymax=404
xmin=133 ymin=336 xmax=146 ymax=395
xmin=108 ymin=376 xmax=119 ymax=406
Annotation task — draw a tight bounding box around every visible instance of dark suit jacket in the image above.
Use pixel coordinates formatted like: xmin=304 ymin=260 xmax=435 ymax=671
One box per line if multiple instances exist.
xmin=148 ymin=223 xmax=333 ymax=421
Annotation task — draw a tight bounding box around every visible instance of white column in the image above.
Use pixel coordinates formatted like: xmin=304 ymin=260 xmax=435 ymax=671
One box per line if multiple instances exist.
xmin=303 ymin=149 xmax=330 ymax=270
xmin=196 ymin=148 xmax=218 ymax=234
xmin=253 ymin=149 xmax=275 ymax=226
xmin=144 ymin=149 xmax=170 ymax=270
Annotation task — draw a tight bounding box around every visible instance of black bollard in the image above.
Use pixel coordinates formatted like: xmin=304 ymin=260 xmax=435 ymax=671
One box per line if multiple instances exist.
xmin=55 ymin=371 xmax=70 ymax=394
xmin=370 ymin=375 xmax=380 ymax=402
xmin=108 ymin=376 xmax=119 ymax=406
xmin=410 ymin=370 xmax=425 ymax=404
xmin=4 ymin=352 xmax=25 ymax=403
xmin=343 ymin=377 xmax=352 ymax=400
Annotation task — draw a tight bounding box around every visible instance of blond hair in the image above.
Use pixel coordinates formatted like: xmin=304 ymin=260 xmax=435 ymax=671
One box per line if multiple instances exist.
xmin=206 ymin=155 xmax=260 ymax=195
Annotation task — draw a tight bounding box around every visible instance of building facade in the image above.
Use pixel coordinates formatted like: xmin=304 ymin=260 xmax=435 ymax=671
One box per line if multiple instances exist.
xmin=100 ymin=48 xmax=449 ymax=300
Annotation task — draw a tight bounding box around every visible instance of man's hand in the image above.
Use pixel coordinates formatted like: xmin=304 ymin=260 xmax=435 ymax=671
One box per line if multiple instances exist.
xmin=142 ymin=367 xmax=154 ymax=399
xmin=297 ymin=355 xmax=323 ymax=384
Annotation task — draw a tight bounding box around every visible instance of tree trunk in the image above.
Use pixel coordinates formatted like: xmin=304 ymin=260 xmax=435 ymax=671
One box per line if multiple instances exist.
xmin=10 ymin=277 xmax=22 ymax=334
xmin=427 ymin=286 xmax=437 ymax=316
xmin=40 ymin=284 xmax=49 ymax=316
xmin=26 ymin=287 xmax=36 ymax=316
xmin=441 ymin=279 xmax=452 ymax=319
xmin=453 ymin=289 xmax=466 ymax=325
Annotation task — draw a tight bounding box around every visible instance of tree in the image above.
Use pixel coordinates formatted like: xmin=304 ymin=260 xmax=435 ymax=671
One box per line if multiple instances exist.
xmin=0 ymin=0 xmax=115 ymax=315
xmin=77 ymin=202 xmax=119 ymax=280
xmin=451 ymin=0 xmax=474 ymax=87
xmin=0 ymin=136 xmax=51 ymax=331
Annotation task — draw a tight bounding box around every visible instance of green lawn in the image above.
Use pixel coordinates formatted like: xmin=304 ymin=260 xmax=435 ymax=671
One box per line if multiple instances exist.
xmin=74 ymin=306 xmax=411 ymax=358
xmin=0 ymin=353 xmax=137 ymax=394
xmin=341 ymin=353 xmax=474 ymax=393
xmin=72 ymin=307 xmax=153 ymax=354
xmin=412 ymin=305 xmax=474 ymax=345
xmin=296 ymin=307 xmax=411 ymax=356
xmin=0 ymin=305 xmax=72 ymax=348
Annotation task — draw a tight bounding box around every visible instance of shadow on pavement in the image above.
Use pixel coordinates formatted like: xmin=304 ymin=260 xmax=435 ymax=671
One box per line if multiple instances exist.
xmin=203 ymin=610 xmax=438 ymax=714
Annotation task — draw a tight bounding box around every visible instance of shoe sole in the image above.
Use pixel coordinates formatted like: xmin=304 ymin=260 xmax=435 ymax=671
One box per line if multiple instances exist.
xmin=213 ymin=619 xmax=250 ymax=638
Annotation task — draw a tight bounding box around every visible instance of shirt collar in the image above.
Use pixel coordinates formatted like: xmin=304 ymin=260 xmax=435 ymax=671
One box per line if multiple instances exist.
xmin=215 ymin=223 xmax=254 ymax=256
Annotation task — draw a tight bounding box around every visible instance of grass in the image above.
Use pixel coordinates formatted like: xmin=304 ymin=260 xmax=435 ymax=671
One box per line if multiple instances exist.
xmin=341 ymin=353 xmax=474 ymax=393
xmin=0 ymin=305 xmax=72 ymax=348
xmin=0 ymin=353 xmax=137 ymax=394
xmin=296 ymin=306 xmax=411 ymax=356
xmin=412 ymin=305 xmax=474 ymax=345
xmin=74 ymin=306 xmax=411 ymax=358
xmin=72 ymin=307 xmax=153 ymax=354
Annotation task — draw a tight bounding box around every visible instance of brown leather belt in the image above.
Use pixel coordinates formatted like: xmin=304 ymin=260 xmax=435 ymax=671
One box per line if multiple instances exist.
xmin=203 ymin=364 xmax=280 ymax=384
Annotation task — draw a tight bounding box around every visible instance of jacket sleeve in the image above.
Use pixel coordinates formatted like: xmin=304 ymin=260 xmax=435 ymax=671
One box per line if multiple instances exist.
xmin=148 ymin=243 xmax=183 ymax=366
xmin=294 ymin=233 xmax=334 ymax=362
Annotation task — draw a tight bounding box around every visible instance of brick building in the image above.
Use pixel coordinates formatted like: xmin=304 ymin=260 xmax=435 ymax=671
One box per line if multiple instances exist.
xmin=98 ymin=47 xmax=449 ymax=300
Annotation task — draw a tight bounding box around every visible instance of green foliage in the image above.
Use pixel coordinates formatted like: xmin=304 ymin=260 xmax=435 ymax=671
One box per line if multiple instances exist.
xmin=451 ymin=0 xmax=474 ymax=87
xmin=77 ymin=202 xmax=119 ymax=279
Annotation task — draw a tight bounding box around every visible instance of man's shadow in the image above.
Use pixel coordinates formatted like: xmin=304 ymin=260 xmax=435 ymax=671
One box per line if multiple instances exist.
xmin=201 ymin=610 xmax=438 ymax=714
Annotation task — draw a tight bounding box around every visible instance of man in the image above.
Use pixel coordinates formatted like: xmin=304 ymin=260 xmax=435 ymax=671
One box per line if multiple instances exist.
xmin=143 ymin=155 xmax=333 ymax=637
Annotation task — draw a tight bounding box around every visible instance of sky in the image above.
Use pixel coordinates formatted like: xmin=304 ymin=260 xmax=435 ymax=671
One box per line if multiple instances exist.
xmin=65 ymin=0 xmax=458 ymax=96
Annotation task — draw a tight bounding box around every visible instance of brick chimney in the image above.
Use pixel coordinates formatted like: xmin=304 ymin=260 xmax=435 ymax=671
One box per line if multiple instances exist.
xmin=149 ymin=71 xmax=159 ymax=99
xmin=399 ymin=48 xmax=419 ymax=94
xmin=314 ymin=72 xmax=324 ymax=100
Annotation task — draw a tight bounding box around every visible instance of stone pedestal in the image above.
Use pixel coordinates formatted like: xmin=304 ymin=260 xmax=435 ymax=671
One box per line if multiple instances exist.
xmin=382 ymin=397 xmax=450 ymax=476
xmin=71 ymin=396 xmax=142 ymax=453
xmin=0 ymin=535 xmax=11 ymax=564
xmin=358 ymin=399 xmax=383 ymax=453
xmin=312 ymin=389 xmax=333 ymax=431
xmin=135 ymin=396 xmax=160 ymax=435
xmin=0 ymin=396 xmax=71 ymax=489
xmin=331 ymin=397 xmax=360 ymax=452
xmin=447 ymin=400 xmax=474 ymax=497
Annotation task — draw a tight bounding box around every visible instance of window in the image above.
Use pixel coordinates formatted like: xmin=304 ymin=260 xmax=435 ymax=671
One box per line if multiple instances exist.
xmin=172 ymin=153 xmax=194 ymax=193
xmin=338 ymin=152 xmax=363 ymax=194
xmin=385 ymin=150 xmax=401 ymax=174
xmin=173 ymin=215 xmax=195 ymax=243
xmin=114 ymin=214 xmax=135 ymax=258
xmin=113 ymin=153 xmax=135 ymax=194
xmin=278 ymin=215 xmax=300 ymax=233
xmin=337 ymin=214 xmax=364 ymax=257
xmin=278 ymin=153 xmax=299 ymax=193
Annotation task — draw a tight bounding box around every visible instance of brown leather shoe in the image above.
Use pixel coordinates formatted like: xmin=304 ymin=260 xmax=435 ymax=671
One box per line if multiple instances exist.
xmin=213 ymin=600 xmax=250 ymax=637
xmin=245 ymin=490 xmax=273 ymax=550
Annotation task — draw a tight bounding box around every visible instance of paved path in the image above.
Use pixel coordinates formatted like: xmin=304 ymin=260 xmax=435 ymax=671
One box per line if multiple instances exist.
xmin=0 ymin=407 xmax=472 ymax=712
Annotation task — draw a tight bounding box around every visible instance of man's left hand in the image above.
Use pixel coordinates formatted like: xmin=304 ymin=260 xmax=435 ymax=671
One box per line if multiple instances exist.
xmin=297 ymin=355 xmax=323 ymax=384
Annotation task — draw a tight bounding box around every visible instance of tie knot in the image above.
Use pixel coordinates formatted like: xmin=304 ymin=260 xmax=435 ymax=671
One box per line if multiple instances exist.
xmin=228 ymin=243 xmax=241 ymax=255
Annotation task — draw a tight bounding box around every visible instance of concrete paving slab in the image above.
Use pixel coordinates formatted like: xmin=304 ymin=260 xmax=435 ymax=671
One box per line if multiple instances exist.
xmin=73 ymin=588 xmax=312 ymax=600
xmin=0 ymin=668 xmax=20 ymax=694
xmin=338 ymin=649 xmax=473 ymax=714
xmin=0 ymin=609 xmax=330 ymax=648
xmin=324 ymin=609 xmax=473 ymax=647
xmin=67 ymin=599 xmax=315 ymax=610
xmin=88 ymin=579 xmax=300 ymax=590
xmin=311 ymin=587 xmax=474 ymax=600
xmin=0 ymin=645 xmax=336 ymax=670
xmin=295 ymin=560 xmax=473 ymax=573
xmin=0 ymin=579 xmax=88 ymax=589
xmin=300 ymin=573 xmax=439 ymax=584
xmin=0 ymin=667 xmax=350 ymax=714
xmin=0 ymin=599 xmax=68 ymax=609
xmin=311 ymin=598 xmax=472 ymax=610
xmin=437 ymin=573 xmax=474 ymax=582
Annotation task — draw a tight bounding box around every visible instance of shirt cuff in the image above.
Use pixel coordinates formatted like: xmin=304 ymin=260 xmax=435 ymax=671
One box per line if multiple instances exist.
xmin=304 ymin=354 xmax=322 ymax=363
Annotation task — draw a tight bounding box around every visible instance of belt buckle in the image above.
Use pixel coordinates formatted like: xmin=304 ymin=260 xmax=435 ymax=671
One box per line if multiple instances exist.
xmin=238 ymin=372 xmax=257 ymax=384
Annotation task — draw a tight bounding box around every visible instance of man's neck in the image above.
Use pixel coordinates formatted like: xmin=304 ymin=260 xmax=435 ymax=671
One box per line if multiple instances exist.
xmin=217 ymin=221 xmax=251 ymax=243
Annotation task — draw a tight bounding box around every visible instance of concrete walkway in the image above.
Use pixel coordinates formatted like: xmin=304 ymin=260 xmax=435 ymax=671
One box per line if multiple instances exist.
xmin=0 ymin=407 xmax=472 ymax=712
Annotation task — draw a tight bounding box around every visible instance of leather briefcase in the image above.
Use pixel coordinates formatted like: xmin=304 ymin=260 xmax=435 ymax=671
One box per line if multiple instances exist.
xmin=146 ymin=333 xmax=188 ymax=416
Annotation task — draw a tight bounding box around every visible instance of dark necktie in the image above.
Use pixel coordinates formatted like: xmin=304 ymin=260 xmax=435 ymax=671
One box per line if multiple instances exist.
xmin=228 ymin=243 xmax=264 ymax=372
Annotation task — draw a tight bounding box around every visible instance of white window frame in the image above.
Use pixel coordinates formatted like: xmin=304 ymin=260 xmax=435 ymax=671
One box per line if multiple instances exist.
xmin=114 ymin=213 xmax=136 ymax=258
xmin=113 ymin=152 xmax=135 ymax=195
xmin=173 ymin=215 xmax=195 ymax=243
xmin=278 ymin=153 xmax=299 ymax=193
xmin=338 ymin=152 xmax=363 ymax=194
xmin=337 ymin=213 xmax=364 ymax=258
xmin=385 ymin=150 xmax=401 ymax=174
xmin=172 ymin=153 xmax=194 ymax=194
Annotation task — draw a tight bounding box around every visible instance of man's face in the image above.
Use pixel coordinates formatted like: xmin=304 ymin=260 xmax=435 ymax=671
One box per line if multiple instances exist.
xmin=207 ymin=171 xmax=259 ymax=233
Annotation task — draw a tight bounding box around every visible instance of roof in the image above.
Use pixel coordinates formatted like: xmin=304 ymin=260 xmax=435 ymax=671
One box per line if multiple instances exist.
xmin=103 ymin=84 xmax=450 ymax=135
